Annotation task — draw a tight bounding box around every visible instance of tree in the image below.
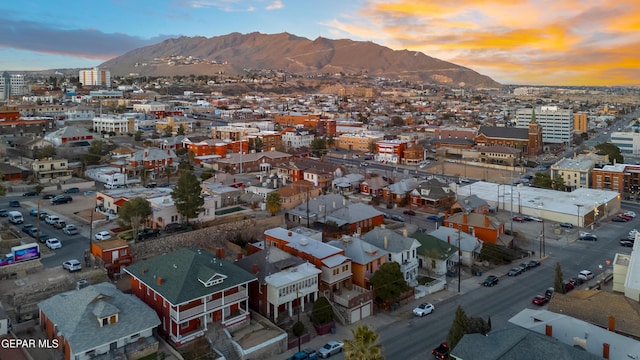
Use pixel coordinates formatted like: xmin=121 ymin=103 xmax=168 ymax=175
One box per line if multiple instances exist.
xmin=84 ymin=140 xmax=109 ymax=165
xmin=532 ymin=173 xmax=552 ymax=189
xmin=34 ymin=145 xmax=56 ymax=160
xmin=367 ymin=140 xmax=376 ymax=154
xmin=292 ymin=320 xmax=305 ymax=353
xmin=163 ymin=125 xmax=173 ymax=137
xmin=343 ymin=324 xmax=384 ymax=360
xmin=249 ymin=137 xmax=264 ymax=152
xmin=310 ymin=137 xmax=327 ymax=158
xmin=554 ymin=262 xmax=565 ymax=294
xmin=369 ymin=262 xmax=409 ymax=303
xmin=595 ymin=142 xmax=624 ymax=164
xmin=164 ymin=166 xmax=174 ymax=184
xmin=134 ymin=131 xmax=143 ymax=141
xmin=200 ymin=170 xmax=213 ymax=181
xmin=176 ymin=124 xmax=186 ymax=136
xmin=311 ymin=296 xmax=334 ymax=325
xmin=552 ymin=175 xmax=566 ymax=191
xmin=266 ymin=192 xmax=282 ymax=216
xmin=171 ymin=171 xmax=204 ymax=224
xmin=447 ymin=306 xmax=468 ymax=349
xmin=118 ymin=197 xmax=152 ymax=241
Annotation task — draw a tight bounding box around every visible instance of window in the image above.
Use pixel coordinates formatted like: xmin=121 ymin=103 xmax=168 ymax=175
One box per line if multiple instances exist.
xmin=102 ymin=318 xmax=108 ymax=326
xmin=120 ymin=249 xmax=127 ymax=256
xmin=181 ymin=322 xmax=189 ymax=330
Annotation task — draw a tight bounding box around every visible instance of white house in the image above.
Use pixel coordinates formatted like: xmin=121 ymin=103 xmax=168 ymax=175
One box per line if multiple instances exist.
xmin=361 ymin=226 xmax=421 ymax=285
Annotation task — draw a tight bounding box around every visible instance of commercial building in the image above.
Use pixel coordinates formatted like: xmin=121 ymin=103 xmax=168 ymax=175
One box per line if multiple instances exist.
xmin=0 ymin=72 xmax=27 ymax=100
xmin=610 ymin=132 xmax=640 ymax=155
xmin=516 ymin=106 xmax=573 ymax=144
xmin=79 ymin=67 xmax=111 ymax=87
xmin=550 ymin=157 xmax=595 ymax=191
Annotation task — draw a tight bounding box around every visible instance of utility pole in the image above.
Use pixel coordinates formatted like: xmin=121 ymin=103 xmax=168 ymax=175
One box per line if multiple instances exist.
xmin=457 ymin=227 xmax=461 ymax=293
xmin=306 ymin=188 xmax=310 ymax=228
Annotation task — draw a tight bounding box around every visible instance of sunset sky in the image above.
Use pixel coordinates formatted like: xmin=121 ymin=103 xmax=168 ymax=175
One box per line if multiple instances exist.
xmin=2 ymin=0 xmax=639 ymax=86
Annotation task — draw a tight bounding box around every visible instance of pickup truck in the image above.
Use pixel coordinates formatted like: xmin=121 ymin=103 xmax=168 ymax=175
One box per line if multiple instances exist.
xmin=287 ymin=348 xmax=317 ymax=360
xmin=137 ymin=228 xmax=161 ymax=240
xmin=432 ymin=342 xmax=449 ymax=359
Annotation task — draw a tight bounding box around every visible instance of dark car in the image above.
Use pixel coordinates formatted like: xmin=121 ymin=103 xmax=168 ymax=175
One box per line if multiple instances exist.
xmin=63 ymin=187 xmax=80 ymax=194
xmin=403 ymin=209 xmax=416 ymax=216
xmin=390 ymin=214 xmax=406 ymax=222
xmin=9 ymin=200 xmax=20 ymax=207
xmin=51 ymin=195 xmax=72 ymax=205
xmin=482 ymin=275 xmax=499 ymax=287
xmin=22 ymin=191 xmax=38 ymax=197
xmin=0 ymin=209 xmax=8 ymax=217
xmin=164 ymin=223 xmax=188 ymax=233
xmin=22 ymin=224 xmax=36 ymax=234
xmin=527 ymin=259 xmax=541 ymax=268
xmin=137 ymin=228 xmax=161 ymax=240
xmin=518 ymin=263 xmax=530 ymax=272
xmin=41 ymin=194 xmax=55 ymax=200
xmin=579 ymin=234 xmax=597 ymax=241
xmin=532 ymin=295 xmax=549 ymax=306
xmin=545 ymin=287 xmax=554 ymax=299
xmin=559 ymin=222 xmax=574 ymax=229
xmin=612 ymin=216 xmax=628 ymax=222
xmin=507 ymin=267 xmax=523 ymax=276
xmin=620 ymin=239 xmax=635 ymax=247
xmin=569 ymin=277 xmax=584 ymax=286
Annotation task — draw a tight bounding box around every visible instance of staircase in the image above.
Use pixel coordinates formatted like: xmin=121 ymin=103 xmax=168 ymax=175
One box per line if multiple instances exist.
xmin=207 ymin=324 xmax=241 ymax=360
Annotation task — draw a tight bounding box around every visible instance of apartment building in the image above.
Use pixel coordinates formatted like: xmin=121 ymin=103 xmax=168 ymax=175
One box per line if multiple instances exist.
xmin=550 ymin=157 xmax=595 ymax=191
xmin=281 ymin=129 xmax=314 ymax=150
xmin=375 ymin=140 xmax=408 ymax=164
xmin=31 ymin=158 xmax=72 ymax=184
xmin=516 ymin=106 xmax=573 ymax=144
xmin=337 ymin=131 xmax=385 ymax=152
xmin=92 ymin=115 xmax=134 ymax=134
xmin=0 ymin=71 xmax=27 ymax=100
xmin=79 ymin=67 xmax=111 ymax=87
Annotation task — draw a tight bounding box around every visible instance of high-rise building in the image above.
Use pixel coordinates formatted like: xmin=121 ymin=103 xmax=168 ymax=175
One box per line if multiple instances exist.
xmin=574 ymin=112 xmax=588 ymax=134
xmin=516 ymin=106 xmax=573 ymax=144
xmin=0 ymin=71 xmax=27 ymax=100
xmin=79 ymin=67 xmax=111 ymax=87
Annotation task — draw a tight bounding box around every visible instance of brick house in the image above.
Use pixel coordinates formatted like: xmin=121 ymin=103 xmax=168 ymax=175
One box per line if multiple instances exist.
xmin=442 ymin=212 xmax=505 ymax=245
xmin=409 ymin=178 xmax=456 ymax=212
xmin=123 ymin=248 xmax=257 ymax=347
xmin=90 ymin=239 xmax=133 ymax=278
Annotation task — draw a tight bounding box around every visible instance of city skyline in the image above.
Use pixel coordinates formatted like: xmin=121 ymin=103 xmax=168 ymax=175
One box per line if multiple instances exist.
xmin=1 ymin=0 xmax=639 ymax=87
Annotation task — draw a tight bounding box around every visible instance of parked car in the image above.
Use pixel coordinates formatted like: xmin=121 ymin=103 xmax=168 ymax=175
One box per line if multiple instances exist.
xmin=507 ymin=267 xmax=523 ymax=276
xmin=390 ymin=214 xmax=406 ymax=222
xmin=512 ymin=216 xmax=525 ymax=223
xmin=525 ymin=216 xmax=543 ymax=222
xmin=629 ymin=229 xmax=638 ymax=239
xmin=0 ymin=209 xmax=7 ymax=217
xmin=579 ymin=233 xmax=598 ymax=241
xmin=532 ymin=295 xmax=549 ymax=306
xmin=287 ymin=349 xmax=317 ymax=360
xmin=432 ymin=342 xmax=450 ymax=360
xmin=164 ymin=223 xmax=188 ymax=233
xmin=482 ymin=275 xmax=499 ymax=287
xmin=412 ymin=303 xmax=435 ymax=317
xmin=9 ymin=200 xmax=20 ymax=207
xmin=569 ymin=277 xmax=584 ymax=286
xmin=46 ymin=238 xmax=62 ymax=250
xmin=21 ymin=224 xmax=36 ymax=234
xmin=403 ymin=209 xmax=416 ymax=216
xmin=624 ymin=211 xmax=637 ymax=218
xmin=517 ymin=263 xmax=530 ymax=272
xmin=62 ymin=259 xmax=82 ymax=272
xmin=63 ymin=187 xmax=80 ymax=193
xmin=318 ymin=341 xmax=344 ymax=358
xmin=564 ymin=281 xmax=575 ymax=292
xmin=41 ymin=194 xmax=55 ymax=199
xmin=527 ymin=259 xmax=541 ymax=268
xmin=618 ymin=214 xmax=633 ymax=221
xmin=22 ymin=191 xmax=38 ymax=197
xmin=578 ymin=270 xmax=594 ymax=281
xmin=612 ymin=216 xmax=628 ymax=222
xmin=359 ymin=161 xmax=369 ymax=167
xmin=95 ymin=231 xmax=112 ymax=241
xmin=63 ymin=224 xmax=79 ymax=235
xmin=544 ymin=287 xmax=554 ymax=299
xmin=45 ymin=215 xmax=60 ymax=225
xmin=559 ymin=222 xmax=574 ymax=229
xmin=53 ymin=220 xmax=66 ymax=229
xmin=138 ymin=228 xmax=161 ymax=240
xmin=620 ymin=239 xmax=635 ymax=247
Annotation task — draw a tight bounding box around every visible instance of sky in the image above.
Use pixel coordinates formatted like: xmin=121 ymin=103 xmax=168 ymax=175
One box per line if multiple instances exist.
xmin=1 ymin=0 xmax=640 ymax=86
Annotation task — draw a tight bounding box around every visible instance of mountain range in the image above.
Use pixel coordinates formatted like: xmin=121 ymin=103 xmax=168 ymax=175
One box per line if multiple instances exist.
xmin=100 ymin=32 xmax=501 ymax=88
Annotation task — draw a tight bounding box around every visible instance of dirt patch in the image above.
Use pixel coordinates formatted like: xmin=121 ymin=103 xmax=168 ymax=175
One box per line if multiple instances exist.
xmin=74 ymin=209 xmax=107 ymax=224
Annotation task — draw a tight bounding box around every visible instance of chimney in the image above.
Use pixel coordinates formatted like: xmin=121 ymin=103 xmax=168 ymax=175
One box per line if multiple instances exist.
xmin=545 ymin=324 xmax=552 ymax=337
xmin=384 ymin=236 xmax=388 ymax=249
xmin=447 ymin=236 xmax=450 ymax=244
xmin=252 ymin=264 xmax=259 ymax=274
xmin=485 ymin=216 xmax=489 ymax=227
xmin=402 ymin=229 xmax=408 ymax=237
xmin=608 ymin=316 xmax=615 ymax=332
xmin=603 ymin=343 xmax=610 ymax=360
xmin=167 ymin=149 xmax=170 ymax=155
xmin=216 ymin=247 xmax=225 ymax=259
xmin=157 ymin=277 xmax=163 ymax=285
xmin=288 ymin=231 xmax=292 ymax=237
xmin=463 ymin=213 xmax=468 ymax=224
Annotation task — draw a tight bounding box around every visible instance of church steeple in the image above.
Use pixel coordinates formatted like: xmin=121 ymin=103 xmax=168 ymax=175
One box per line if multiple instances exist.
xmin=530 ymin=108 xmax=537 ymax=123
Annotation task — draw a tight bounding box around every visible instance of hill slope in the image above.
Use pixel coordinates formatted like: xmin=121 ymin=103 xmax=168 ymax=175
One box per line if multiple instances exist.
xmin=100 ymin=32 xmax=501 ymax=88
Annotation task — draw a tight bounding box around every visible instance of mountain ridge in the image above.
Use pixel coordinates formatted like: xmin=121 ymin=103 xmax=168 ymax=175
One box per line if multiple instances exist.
xmin=100 ymin=32 xmax=501 ymax=88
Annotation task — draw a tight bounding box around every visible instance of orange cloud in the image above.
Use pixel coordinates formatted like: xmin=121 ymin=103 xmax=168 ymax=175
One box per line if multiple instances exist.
xmin=330 ymin=0 xmax=640 ymax=85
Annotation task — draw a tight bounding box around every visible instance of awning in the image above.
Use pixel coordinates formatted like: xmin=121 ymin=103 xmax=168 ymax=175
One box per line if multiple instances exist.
xmin=96 ymin=196 xmax=104 ymax=201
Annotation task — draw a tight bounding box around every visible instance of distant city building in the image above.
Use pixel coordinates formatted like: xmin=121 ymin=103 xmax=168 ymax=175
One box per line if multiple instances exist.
xmin=574 ymin=112 xmax=588 ymax=133
xmin=79 ymin=67 xmax=111 ymax=87
xmin=93 ymin=114 xmax=134 ymax=134
xmin=610 ymin=131 xmax=640 ymax=155
xmin=516 ymin=106 xmax=573 ymax=144
xmin=0 ymin=71 xmax=27 ymax=100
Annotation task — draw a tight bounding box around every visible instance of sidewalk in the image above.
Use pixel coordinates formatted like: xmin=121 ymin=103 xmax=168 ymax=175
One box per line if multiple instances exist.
xmin=276 ymin=260 xmax=520 ymax=360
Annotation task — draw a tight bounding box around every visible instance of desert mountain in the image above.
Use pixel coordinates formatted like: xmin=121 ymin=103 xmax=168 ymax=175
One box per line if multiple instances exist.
xmin=100 ymin=32 xmax=501 ymax=88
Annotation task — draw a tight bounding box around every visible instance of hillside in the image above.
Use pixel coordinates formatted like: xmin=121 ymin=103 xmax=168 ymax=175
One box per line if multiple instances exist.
xmin=100 ymin=32 xmax=501 ymax=88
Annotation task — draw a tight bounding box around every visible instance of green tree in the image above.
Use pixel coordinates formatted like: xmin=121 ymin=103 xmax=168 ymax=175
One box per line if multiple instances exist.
xmin=595 ymin=142 xmax=624 ymax=164
xmin=532 ymin=173 xmax=552 ymax=189
xmin=266 ymin=192 xmax=282 ymax=216
xmin=343 ymin=324 xmax=384 ymax=360
xmin=554 ymin=262 xmax=565 ymax=294
xmin=200 ymin=170 xmax=213 ymax=181
xmin=171 ymin=171 xmax=204 ymax=224
xmin=367 ymin=140 xmax=376 ymax=154
xmin=84 ymin=140 xmax=109 ymax=165
xmin=310 ymin=137 xmax=327 ymax=158
xmin=552 ymin=175 xmax=566 ymax=191
xmin=118 ymin=197 xmax=152 ymax=241
xmin=391 ymin=116 xmax=405 ymax=127
xmin=176 ymin=124 xmax=186 ymax=136
xmin=369 ymin=262 xmax=409 ymax=303
xmin=163 ymin=125 xmax=173 ymax=137
xmin=311 ymin=296 xmax=334 ymax=325
xmin=34 ymin=145 xmax=56 ymax=160
xmin=447 ymin=306 xmax=468 ymax=349
xmin=292 ymin=321 xmax=305 ymax=353
xmin=134 ymin=131 xmax=143 ymax=141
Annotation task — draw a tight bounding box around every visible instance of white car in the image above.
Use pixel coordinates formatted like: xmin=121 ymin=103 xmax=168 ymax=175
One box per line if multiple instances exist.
xmin=412 ymin=303 xmax=435 ymax=317
xmin=629 ymin=229 xmax=638 ymax=239
xmin=318 ymin=341 xmax=344 ymax=358
xmin=46 ymin=238 xmax=62 ymax=250
xmin=63 ymin=224 xmax=79 ymax=235
xmin=62 ymin=259 xmax=82 ymax=272
xmin=578 ymin=270 xmax=594 ymax=281
xmin=624 ymin=211 xmax=636 ymax=218
xmin=95 ymin=231 xmax=112 ymax=241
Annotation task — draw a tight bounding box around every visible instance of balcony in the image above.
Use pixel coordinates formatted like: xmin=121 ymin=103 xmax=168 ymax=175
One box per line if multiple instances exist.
xmin=170 ymin=327 xmax=205 ymax=345
xmin=333 ymin=285 xmax=373 ymax=309
xmin=170 ymin=287 xmax=247 ymax=322
xmin=401 ymin=259 xmax=418 ymax=274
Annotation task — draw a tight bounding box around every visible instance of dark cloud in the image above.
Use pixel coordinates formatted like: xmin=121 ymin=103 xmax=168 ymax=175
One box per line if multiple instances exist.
xmin=0 ymin=18 xmax=174 ymax=59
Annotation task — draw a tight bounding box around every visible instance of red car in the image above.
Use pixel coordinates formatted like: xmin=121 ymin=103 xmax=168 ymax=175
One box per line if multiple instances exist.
xmin=618 ymin=214 xmax=633 ymax=221
xmin=564 ymin=281 xmax=574 ymax=293
xmin=512 ymin=216 xmax=525 ymax=223
xmin=532 ymin=295 xmax=549 ymax=306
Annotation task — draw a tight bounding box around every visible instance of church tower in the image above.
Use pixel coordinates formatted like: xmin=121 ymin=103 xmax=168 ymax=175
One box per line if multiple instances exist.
xmin=528 ymin=109 xmax=543 ymax=156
